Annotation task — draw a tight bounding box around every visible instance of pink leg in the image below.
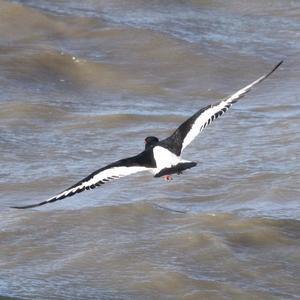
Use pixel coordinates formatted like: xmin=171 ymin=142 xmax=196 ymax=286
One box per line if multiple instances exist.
xmin=163 ymin=175 xmax=173 ymax=181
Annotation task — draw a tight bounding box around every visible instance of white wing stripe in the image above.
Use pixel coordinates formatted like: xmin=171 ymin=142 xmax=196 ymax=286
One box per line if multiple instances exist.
xmin=44 ymin=166 xmax=149 ymax=203
xmin=225 ymin=74 xmax=265 ymax=103
xmin=181 ymin=100 xmax=230 ymax=151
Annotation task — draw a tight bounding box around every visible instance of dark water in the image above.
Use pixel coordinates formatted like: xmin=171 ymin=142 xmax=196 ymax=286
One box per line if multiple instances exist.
xmin=1 ymin=0 xmax=300 ymax=299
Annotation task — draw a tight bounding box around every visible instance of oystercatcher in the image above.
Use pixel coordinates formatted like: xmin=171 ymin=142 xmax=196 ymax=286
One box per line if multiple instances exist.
xmin=12 ymin=61 xmax=282 ymax=209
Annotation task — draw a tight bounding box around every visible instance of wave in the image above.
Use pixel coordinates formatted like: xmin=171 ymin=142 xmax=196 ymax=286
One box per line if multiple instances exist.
xmin=0 ymin=102 xmax=67 ymax=120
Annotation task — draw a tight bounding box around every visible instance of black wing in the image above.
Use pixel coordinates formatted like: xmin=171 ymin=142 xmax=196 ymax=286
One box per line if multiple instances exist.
xmin=161 ymin=61 xmax=283 ymax=156
xmin=12 ymin=150 xmax=155 ymax=209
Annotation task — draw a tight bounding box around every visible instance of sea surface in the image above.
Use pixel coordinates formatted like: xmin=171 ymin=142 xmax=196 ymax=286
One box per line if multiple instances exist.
xmin=1 ymin=0 xmax=300 ymax=299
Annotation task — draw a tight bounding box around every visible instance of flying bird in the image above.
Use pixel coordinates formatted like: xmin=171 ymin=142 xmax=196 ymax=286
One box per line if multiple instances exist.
xmin=12 ymin=61 xmax=283 ymax=209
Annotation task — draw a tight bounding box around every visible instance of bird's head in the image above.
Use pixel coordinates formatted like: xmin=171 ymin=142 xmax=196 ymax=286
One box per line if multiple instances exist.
xmin=144 ymin=136 xmax=159 ymax=149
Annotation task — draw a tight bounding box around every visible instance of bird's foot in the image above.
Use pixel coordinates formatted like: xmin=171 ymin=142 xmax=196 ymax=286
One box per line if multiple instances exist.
xmin=163 ymin=175 xmax=173 ymax=181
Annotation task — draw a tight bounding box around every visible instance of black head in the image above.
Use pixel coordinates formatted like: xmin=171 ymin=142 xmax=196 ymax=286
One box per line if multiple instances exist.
xmin=144 ymin=136 xmax=159 ymax=149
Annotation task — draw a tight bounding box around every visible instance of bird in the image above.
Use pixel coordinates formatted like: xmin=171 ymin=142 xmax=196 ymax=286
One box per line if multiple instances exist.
xmin=12 ymin=61 xmax=283 ymax=209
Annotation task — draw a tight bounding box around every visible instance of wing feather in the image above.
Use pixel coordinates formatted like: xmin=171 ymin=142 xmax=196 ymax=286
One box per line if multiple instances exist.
xmin=12 ymin=152 xmax=154 ymax=209
xmin=163 ymin=61 xmax=283 ymax=155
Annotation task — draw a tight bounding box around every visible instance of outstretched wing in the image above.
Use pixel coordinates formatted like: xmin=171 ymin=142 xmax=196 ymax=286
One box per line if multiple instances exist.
xmin=12 ymin=151 xmax=155 ymax=209
xmin=162 ymin=61 xmax=283 ymax=155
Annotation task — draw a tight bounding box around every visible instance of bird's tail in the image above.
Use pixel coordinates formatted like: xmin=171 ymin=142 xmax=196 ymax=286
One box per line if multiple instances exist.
xmin=154 ymin=162 xmax=197 ymax=178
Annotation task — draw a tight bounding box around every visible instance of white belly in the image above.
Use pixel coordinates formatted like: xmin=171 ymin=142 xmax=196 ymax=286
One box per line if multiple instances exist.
xmin=152 ymin=146 xmax=190 ymax=174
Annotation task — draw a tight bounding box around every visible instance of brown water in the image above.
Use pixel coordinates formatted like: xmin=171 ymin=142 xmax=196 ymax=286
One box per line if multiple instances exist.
xmin=1 ymin=0 xmax=300 ymax=299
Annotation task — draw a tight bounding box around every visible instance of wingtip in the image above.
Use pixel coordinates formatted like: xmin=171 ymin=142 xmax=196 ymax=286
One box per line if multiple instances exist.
xmin=272 ymin=60 xmax=284 ymax=72
xmin=10 ymin=201 xmax=47 ymax=209
xmin=276 ymin=60 xmax=284 ymax=68
xmin=269 ymin=60 xmax=283 ymax=72
xmin=11 ymin=205 xmax=37 ymax=209
xmin=261 ymin=60 xmax=283 ymax=81
xmin=11 ymin=206 xmax=30 ymax=209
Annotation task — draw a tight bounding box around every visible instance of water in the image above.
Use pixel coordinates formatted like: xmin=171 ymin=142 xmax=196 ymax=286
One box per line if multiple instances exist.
xmin=1 ymin=0 xmax=300 ymax=299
